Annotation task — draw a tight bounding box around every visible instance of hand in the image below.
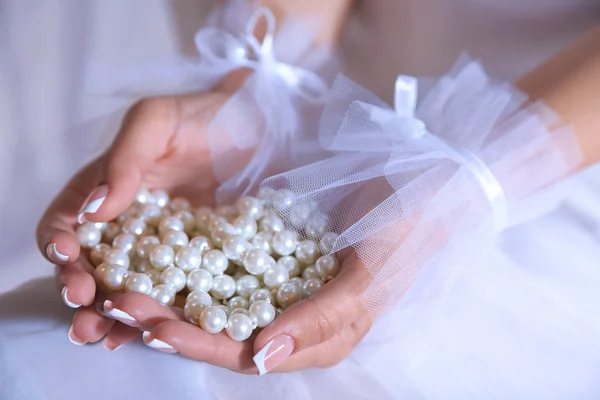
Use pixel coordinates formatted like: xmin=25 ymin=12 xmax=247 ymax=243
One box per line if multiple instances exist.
xmin=36 ymin=91 xmax=228 ymax=347
xmin=101 ymin=248 xmax=372 ymax=374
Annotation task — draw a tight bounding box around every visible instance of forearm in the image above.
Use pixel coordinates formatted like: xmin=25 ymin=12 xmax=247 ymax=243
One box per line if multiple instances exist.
xmin=516 ymin=25 xmax=600 ymax=169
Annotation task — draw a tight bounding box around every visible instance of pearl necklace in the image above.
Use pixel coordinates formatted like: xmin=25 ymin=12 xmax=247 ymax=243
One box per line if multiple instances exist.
xmin=77 ymin=189 xmax=340 ymax=342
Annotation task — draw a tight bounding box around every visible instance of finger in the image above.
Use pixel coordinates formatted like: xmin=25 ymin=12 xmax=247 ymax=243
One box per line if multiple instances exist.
xmin=102 ymin=292 xmax=181 ymax=329
xmin=145 ymin=320 xmax=256 ymax=372
xmin=69 ymin=307 xmax=115 ymax=345
xmin=102 ymin=322 xmax=141 ymax=352
xmin=57 ymin=257 xmax=96 ymax=308
xmin=253 ymin=253 xmax=370 ymax=375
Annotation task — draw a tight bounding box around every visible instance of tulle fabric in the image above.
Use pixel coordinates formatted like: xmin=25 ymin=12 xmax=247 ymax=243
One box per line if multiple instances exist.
xmin=260 ymin=57 xmax=581 ymax=318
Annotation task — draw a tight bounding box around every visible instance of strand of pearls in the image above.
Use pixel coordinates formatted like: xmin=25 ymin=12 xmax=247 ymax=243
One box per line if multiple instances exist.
xmin=77 ymin=189 xmax=340 ymax=342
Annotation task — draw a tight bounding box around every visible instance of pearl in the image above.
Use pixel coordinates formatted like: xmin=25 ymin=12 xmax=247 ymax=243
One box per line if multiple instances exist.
xmin=263 ymin=265 xmax=290 ymax=288
xmin=125 ymin=273 xmax=153 ymax=295
xmin=160 ymin=267 xmax=187 ymax=292
xmin=243 ymin=249 xmax=272 ymax=275
xmin=103 ymin=249 xmax=130 ymax=269
xmin=233 ymin=215 xmax=258 ymax=240
xmin=90 ymin=243 xmax=111 ymax=267
xmin=236 ymin=196 xmax=263 ymax=220
xmin=315 ymin=255 xmax=340 ymax=280
xmin=302 ymin=266 xmax=319 ymax=280
xmin=103 ymin=222 xmax=121 ymax=243
xmin=93 ymin=222 xmax=107 ymax=232
xmin=138 ymin=204 xmax=162 ymax=226
xmin=112 ymin=233 xmax=136 ymax=256
xmin=226 ymin=313 xmax=255 ymax=342
xmin=261 ymin=208 xmax=279 ymax=220
xmin=150 ymin=284 xmax=176 ymax=306
xmin=117 ymin=207 xmax=138 ymax=224
xmin=210 ymin=219 xmax=236 ymax=247
xmin=186 ymin=290 xmax=212 ymax=306
xmin=276 ymin=283 xmax=302 ymax=308
xmin=236 ymin=275 xmax=260 ymax=297
xmin=170 ymin=197 xmax=191 ymax=212
xmin=162 ymin=230 xmax=189 ymax=251
xmin=258 ymin=214 xmax=284 ymax=233
xmin=288 ymin=277 xmax=305 ymax=292
xmin=249 ymin=300 xmax=276 ymax=328
xmin=77 ymin=223 xmax=102 ymax=248
xmin=102 ymin=264 xmax=129 ymax=291
xmin=122 ymin=217 xmax=145 ymax=236
xmin=93 ymin=263 xmax=109 ymax=285
xmin=276 ymin=256 xmax=301 ymax=278
xmin=252 ymin=232 xmax=273 ymax=254
xmin=295 ymin=240 xmax=321 ymax=265
xmin=186 ymin=268 xmax=213 ymax=292
xmin=250 ymin=288 xmax=273 ymax=304
xmin=217 ymin=305 xmax=231 ymax=317
xmin=230 ymin=308 xmax=250 ymax=316
xmin=272 ymin=230 xmax=298 ymax=256
xmin=137 ymin=236 xmax=160 ymax=259
xmin=146 ymin=268 xmax=162 ymax=285
xmin=152 ymin=190 xmax=170 ymax=208
xmin=173 ymin=210 xmax=195 ymax=233
xmin=194 ymin=207 xmax=215 ymax=233
xmin=184 ymin=300 xmax=208 ymax=325
xmin=272 ymin=189 xmax=294 ymax=211
xmin=211 ymin=274 xmax=236 ymax=300
xmin=222 ymin=235 xmax=250 ymax=262
xmin=289 ymin=204 xmax=312 ymax=229
xmin=305 ymin=213 xmax=328 ymax=240
xmin=135 ymin=188 xmax=155 ymax=204
xmin=227 ymin=296 xmax=249 ymax=310
xmin=135 ymin=259 xmax=153 ymax=273
xmin=201 ymin=250 xmax=229 ymax=275
xmin=158 ymin=216 xmax=184 ymax=236
xmin=215 ymin=205 xmax=238 ymax=221
xmin=199 ymin=306 xmax=227 ymax=334
xmin=188 ymin=236 xmax=212 ymax=254
xmin=319 ymin=232 xmax=338 ymax=255
xmin=149 ymin=245 xmax=174 ymax=270
xmin=302 ymin=278 xmax=322 ymax=297
xmin=175 ymin=247 xmax=202 ymax=272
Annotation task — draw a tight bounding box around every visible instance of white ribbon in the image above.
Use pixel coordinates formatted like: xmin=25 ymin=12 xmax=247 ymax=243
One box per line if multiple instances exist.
xmin=195 ymin=7 xmax=328 ymax=103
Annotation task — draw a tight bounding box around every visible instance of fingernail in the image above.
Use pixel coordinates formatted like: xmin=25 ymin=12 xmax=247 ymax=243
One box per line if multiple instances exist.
xmin=46 ymin=243 xmax=69 ymax=263
xmin=253 ymin=335 xmax=295 ymax=375
xmin=142 ymin=331 xmax=178 ymax=353
xmin=68 ymin=325 xmax=86 ymax=346
xmin=77 ymin=185 xmax=109 ymax=224
xmin=102 ymin=337 xmax=123 ymax=352
xmin=103 ymin=300 xmax=140 ymax=328
xmin=61 ymin=287 xmax=81 ymax=309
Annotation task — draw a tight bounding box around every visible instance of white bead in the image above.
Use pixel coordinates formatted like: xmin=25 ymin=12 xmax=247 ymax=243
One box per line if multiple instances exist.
xmin=210 ymin=220 xmax=236 ymax=247
xmin=117 ymin=207 xmax=138 ymax=224
xmin=135 ymin=188 xmax=155 ymax=205
xmin=199 ymin=306 xmax=227 ymax=334
xmin=201 ymin=250 xmax=229 ymax=275
xmin=93 ymin=222 xmax=107 ymax=232
xmin=272 ymin=189 xmax=294 ymax=211
xmin=222 ymin=235 xmax=250 ymax=262
xmin=173 ymin=210 xmax=195 ymax=233
xmin=258 ymin=215 xmax=284 ymax=233
xmin=184 ymin=300 xmax=208 ymax=325
xmin=305 ymin=213 xmax=328 ymax=240
xmin=170 ymin=197 xmax=191 ymax=212
xmin=175 ymin=247 xmax=202 ymax=272
xmin=152 ymin=190 xmax=170 ymax=208
xmin=150 ymin=284 xmax=176 ymax=306
xmin=233 ymin=215 xmax=258 ymax=240
xmin=77 ymin=223 xmax=102 ymax=248
xmin=103 ymin=249 xmax=130 ymax=269
xmin=194 ymin=207 xmax=215 ymax=233
xmin=122 ymin=217 xmax=145 ymax=236
xmin=295 ymin=240 xmax=321 ymax=265
xmin=236 ymin=275 xmax=260 ymax=297
xmin=271 ymin=230 xmax=298 ymax=256
xmin=217 ymin=305 xmax=231 ymax=318
xmin=90 ymin=243 xmax=111 ymax=267
xmin=251 ymin=232 xmax=273 ymax=254
xmin=226 ymin=313 xmax=255 ymax=342
xmin=158 ymin=216 xmax=184 ymax=236
xmin=138 ymin=204 xmax=162 ymax=226
xmin=227 ymin=296 xmax=249 ymax=310
xmin=103 ymin=222 xmax=121 ymax=243
xmin=276 ymin=256 xmax=301 ymax=278
xmin=211 ymin=275 xmax=236 ymax=300
xmin=261 ymin=208 xmax=279 ymax=220
xmin=249 ymin=288 xmax=273 ymax=304
xmin=135 ymin=259 xmax=153 ymax=273
xmin=162 ymin=230 xmax=189 ymax=251
xmin=102 ymin=264 xmax=129 ymax=291
xmin=112 ymin=233 xmax=136 ymax=256
xmin=249 ymin=300 xmax=276 ymax=328
xmin=263 ymin=265 xmax=290 ymax=289
xmin=215 ymin=205 xmax=238 ymax=221
xmin=243 ymin=249 xmax=272 ymax=275
xmin=160 ymin=267 xmax=187 ymax=292
xmin=302 ymin=266 xmax=319 ymax=280
xmin=93 ymin=263 xmax=109 ymax=285
xmin=186 ymin=290 xmax=212 ymax=306
xmin=125 ymin=273 xmax=153 ymax=295
xmin=302 ymin=278 xmax=322 ymax=298
xmin=146 ymin=268 xmax=162 ymax=285
xmin=186 ymin=268 xmax=213 ymax=292
xmin=137 ymin=236 xmax=160 ymax=259
xmin=236 ymin=196 xmax=263 ymax=220
xmin=315 ymin=255 xmax=340 ymax=280
xmin=149 ymin=244 xmax=174 ymax=270
xmin=289 ymin=204 xmax=312 ymax=229
xmin=276 ymin=283 xmax=302 ymax=308
xmin=230 ymin=308 xmax=250 ymax=316
xmin=288 ymin=277 xmax=305 ymax=292
xmin=188 ymin=236 xmax=212 ymax=254
xmin=319 ymin=232 xmax=338 ymax=255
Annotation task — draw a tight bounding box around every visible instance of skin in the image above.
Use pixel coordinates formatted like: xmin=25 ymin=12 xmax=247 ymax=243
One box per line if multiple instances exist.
xmin=36 ymin=1 xmax=600 ymax=374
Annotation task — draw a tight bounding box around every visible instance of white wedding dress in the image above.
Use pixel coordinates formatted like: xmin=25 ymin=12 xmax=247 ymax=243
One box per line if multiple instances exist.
xmin=1 ymin=0 xmax=599 ymax=398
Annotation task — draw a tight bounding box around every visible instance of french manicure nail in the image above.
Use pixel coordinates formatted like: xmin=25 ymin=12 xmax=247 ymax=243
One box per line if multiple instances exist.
xmin=103 ymin=300 xmax=140 ymax=327
xmin=68 ymin=325 xmax=86 ymax=346
xmin=142 ymin=332 xmax=178 ymax=353
xmin=61 ymin=287 xmax=81 ymax=309
xmin=102 ymin=337 xmax=123 ymax=352
xmin=46 ymin=243 xmax=69 ymax=263
xmin=253 ymin=335 xmax=295 ymax=376
xmin=77 ymin=185 xmax=109 ymax=224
